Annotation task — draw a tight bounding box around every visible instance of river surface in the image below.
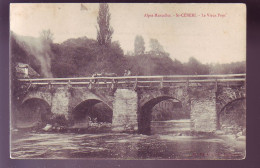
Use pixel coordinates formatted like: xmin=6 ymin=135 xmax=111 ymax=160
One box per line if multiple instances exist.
xmin=11 ymin=119 xmax=245 ymax=159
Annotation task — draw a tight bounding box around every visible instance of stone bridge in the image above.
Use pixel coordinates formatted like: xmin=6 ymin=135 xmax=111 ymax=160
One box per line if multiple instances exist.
xmin=14 ymin=74 xmax=246 ymax=134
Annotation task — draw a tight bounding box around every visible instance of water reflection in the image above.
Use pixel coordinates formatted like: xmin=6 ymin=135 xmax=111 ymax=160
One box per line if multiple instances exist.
xmin=11 ymin=120 xmax=245 ymax=159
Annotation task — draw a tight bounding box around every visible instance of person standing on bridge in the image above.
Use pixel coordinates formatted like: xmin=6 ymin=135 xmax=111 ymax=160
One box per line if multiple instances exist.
xmin=127 ymin=69 xmax=131 ymax=76
xmin=123 ymin=69 xmax=132 ymax=87
xmin=91 ymin=73 xmax=98 ymax=83
xmin=124 ymin=70 xmax=128 ymax=76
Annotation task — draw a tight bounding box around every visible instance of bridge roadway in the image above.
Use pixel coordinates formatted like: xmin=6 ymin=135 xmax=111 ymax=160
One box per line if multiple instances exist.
xmin=16 ymin=74 xmax=246 ymax=134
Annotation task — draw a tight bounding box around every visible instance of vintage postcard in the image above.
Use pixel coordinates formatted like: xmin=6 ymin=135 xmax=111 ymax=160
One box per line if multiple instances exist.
xmin=10 ymin=3 xmax=246 ymax=159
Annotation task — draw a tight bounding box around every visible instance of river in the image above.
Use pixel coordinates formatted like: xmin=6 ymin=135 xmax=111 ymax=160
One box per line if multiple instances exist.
xmin=11 ymin=119 xmax=245 ymax=159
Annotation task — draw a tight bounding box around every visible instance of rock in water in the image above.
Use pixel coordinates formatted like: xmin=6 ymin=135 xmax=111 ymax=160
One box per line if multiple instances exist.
xmin=42 ymin=124 xmax=52 ymax=131
xmin=236 ymin=132 xmax=242 ymax=137
xmin=215 ymin=130 xmax=224 ymax=135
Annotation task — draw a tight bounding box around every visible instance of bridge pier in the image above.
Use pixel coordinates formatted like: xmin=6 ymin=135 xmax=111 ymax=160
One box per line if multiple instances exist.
xmin=112 ymin=89 xmax=138 ymax=132
xmin=51 ymin=87 xmax=70 ymax=119
xmin=190 ymin=88 xmax=217 ymax=132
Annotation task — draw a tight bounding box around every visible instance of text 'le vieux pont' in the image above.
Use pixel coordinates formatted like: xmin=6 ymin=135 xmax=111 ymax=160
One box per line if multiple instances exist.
xmin=144 ymin=13 xmax=227 ymax=18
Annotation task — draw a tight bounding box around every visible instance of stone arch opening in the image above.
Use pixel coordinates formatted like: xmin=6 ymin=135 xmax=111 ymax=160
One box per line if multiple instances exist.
xmin=138 ymin=96 xmax=186 ymax=135
xmin=217 ymin=97 xmax=246 ymax=134
xmin=17 ymin=98 xmax=51 ymax=128
xmin=71 ymin=99 xmax=113 ymax=128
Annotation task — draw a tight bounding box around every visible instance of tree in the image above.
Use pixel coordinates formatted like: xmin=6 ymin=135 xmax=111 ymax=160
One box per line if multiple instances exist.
xmin=134 ymin=35 xmax=145 ymax=55
xmin=96 ymin=3 xmax=114 ymax=46
xmin=40 ymin=29 xmax=53 ymax=44
xmin=149 ymin=38 xmax=164 ymax=53
xmin=148 ymin=38 xmax=169 ymax=57
xmin=186 ymin=57 xmax=209 ymax=75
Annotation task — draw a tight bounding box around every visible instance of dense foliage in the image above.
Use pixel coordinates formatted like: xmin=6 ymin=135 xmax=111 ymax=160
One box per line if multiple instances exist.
xmin=10 ymin=33 xmax=246 ymax=78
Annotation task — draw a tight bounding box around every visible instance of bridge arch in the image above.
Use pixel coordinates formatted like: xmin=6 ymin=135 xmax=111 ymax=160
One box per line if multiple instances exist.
xmin=217 ymin=97 xmax=246 ymax=133
xmin=138 ymin=96 xmax=183 ymax=134
xmin=71 ymin=99 xmax=113 ymax=127
xmin=216 ymin=86 xmax=246 ymax=133
xmin=16 ymin=98 xmax=51 ymax=128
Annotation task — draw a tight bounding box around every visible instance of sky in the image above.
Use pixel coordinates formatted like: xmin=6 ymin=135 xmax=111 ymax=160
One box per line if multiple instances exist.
xmin=10 ymin=3 xmax=246 ymax=64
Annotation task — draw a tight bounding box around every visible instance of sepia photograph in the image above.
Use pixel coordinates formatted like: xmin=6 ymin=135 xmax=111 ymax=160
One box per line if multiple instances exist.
xmin=10 ymin=3 xmax=246 ymax=159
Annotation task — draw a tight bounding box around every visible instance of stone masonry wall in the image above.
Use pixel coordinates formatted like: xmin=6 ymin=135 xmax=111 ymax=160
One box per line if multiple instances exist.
xmin=190 ymin=88 xmax=217 ymax=132
xmin=112 ymin=89 xmax=138 ymax=132
xmin=51 ymin=87 xmax=70 ymax=119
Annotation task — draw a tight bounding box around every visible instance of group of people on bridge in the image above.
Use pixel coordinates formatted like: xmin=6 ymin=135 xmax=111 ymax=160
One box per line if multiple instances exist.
xmin=90 ymin=69 xmax=132 ymax=85
xmin=92 ymin=69 xmax=132 ymax=78
xmin=123 ymin=69 xmax=132 ymax=76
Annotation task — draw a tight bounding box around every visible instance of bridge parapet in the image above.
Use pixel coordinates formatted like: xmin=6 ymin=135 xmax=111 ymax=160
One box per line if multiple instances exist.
xmin=18 ymin=74 xmax=245 ymax=90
